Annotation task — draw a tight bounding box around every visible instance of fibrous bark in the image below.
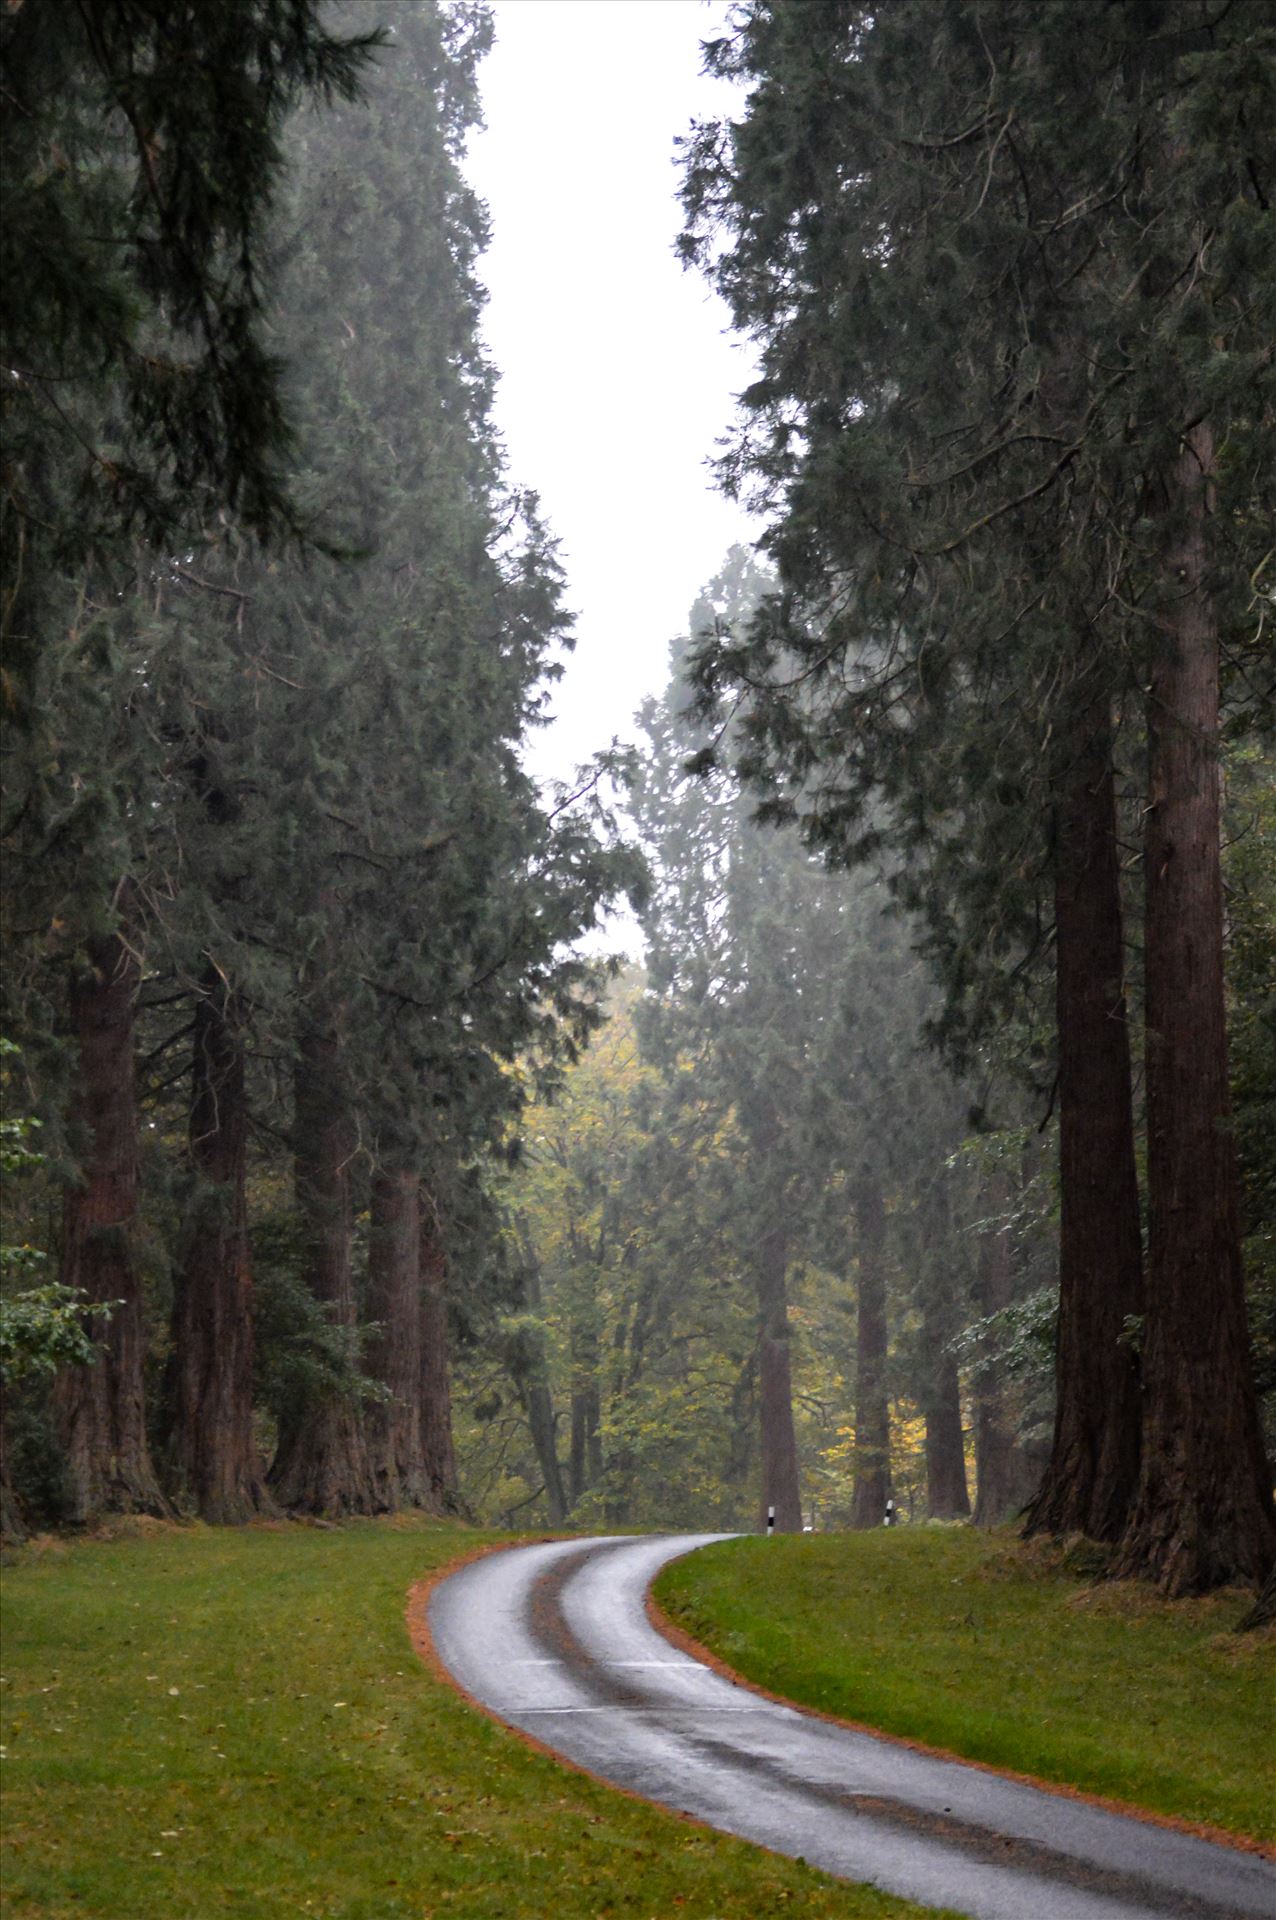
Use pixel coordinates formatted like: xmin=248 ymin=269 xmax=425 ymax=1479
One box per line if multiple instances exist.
xmin=757 ymin=1219 xmax=802 ymax=1532
xmin=1115 ymin=425 xmax=1276 ymax=1594
xmin=850 ymin=1178 xmax=892 ymax=1529
xmin=269 ymin=1016 xmax=374 ymax=1514
xmin=55 ymin=926 xmax=168 ymax=1522
xmin=169 ymin=978 xmax=274 ymax=1522
xmin=1025 ymin=711 xmax=1144 ymax=1542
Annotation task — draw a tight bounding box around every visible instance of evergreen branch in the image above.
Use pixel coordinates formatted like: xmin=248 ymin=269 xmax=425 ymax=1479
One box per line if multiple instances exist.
xmin=138 ymin=1059 xmax=194 ymax=1102
xmin=239 ymin=656 xmax=305 ymax=690
xmin=170 ymin=567 xmax=250 ymax=602
xmin=964 ymin=112 xmax=1016 ymax=221
xmin=897 ymin=111 xmax=999 ymax=154
xmin=136 ymin=1022 xmax=197 ymax=1072
xmin=332 ymin=848 xmax=391 ymax=874
xmin=922 ymin=430 xmax=1099 ymax=557
xmin=546 ymin=767 xmax=606 ymax=824
xmin=907 ymin=431 xmax=1074 ymax=492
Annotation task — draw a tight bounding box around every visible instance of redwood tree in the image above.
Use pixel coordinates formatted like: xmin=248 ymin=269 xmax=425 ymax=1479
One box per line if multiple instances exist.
xmin=169 ymin=977 xmax=273 ymax=1522
xmin=55 ymin=926 xmax=167 ymax=1522
xmin=679 ymin=0 xmax=1275 ymax=1589
xmin=1115 ymin=428 xmax=1276 ymax=1591
xmin=268 ymin=1013 xmax=373 ymax=1515
xmin=1024 ymin=713 xmax=1144 ymax=1542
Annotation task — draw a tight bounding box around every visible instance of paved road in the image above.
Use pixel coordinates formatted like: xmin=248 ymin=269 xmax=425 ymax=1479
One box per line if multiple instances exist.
xmin=428 ymin=1532 xmax=1276 ymax=1920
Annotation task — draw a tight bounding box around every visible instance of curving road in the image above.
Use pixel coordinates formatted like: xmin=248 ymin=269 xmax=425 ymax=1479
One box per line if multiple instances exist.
xmin=427 ymin=1532 xmax=1276 ymax=1920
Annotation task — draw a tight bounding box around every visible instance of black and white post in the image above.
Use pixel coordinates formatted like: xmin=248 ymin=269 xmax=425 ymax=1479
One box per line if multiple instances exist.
xmin=766 ymin=1505 xmax=776 ymax=1536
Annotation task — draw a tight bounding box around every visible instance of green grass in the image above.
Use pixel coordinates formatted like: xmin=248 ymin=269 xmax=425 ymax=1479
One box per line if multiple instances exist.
xmin=653 ymin=1529 xmax=1276 ymax=1844
xmin=0 ymin=1519 xmax=957 ymax=1920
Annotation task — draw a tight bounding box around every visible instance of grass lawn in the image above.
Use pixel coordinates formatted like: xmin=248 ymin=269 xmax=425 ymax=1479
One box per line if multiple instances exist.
xmin=652 ymin=1528 xmax=1276 ymax=1845
xmin=0 ymin=1518 xmax=956 ymax=1920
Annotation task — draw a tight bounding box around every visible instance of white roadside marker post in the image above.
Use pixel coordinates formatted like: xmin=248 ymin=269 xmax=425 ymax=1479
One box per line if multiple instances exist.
xmin=883 ymin=1497 xmax=895 ymax=1527
xmin=766 ymin=1505 xmax=776 ymax=1536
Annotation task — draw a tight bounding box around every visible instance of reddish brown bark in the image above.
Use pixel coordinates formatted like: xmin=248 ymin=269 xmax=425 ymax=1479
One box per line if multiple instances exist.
xmin=169 ymin=980 xmax=274 ymax=1522
xmin=850 ymin=1179 xmax=892 ymax=1529
xmin=419 ymin=1201 xmax=459 ymax=1513
xmin=269 ymin=1018 xmax=374 ymax=1514
xmin=55 ymin=928 xmax=168 ymax=1523
xmin=757 ymin=1219 xmax=802 ymax=1532
xmin=1025 ymin=715 xmax=1144 ymax=1543
xmin=364 ymin=1167 xmax=429 ymax=1511
xmin=1115 ymin=425 xmax=1276 ymax=1594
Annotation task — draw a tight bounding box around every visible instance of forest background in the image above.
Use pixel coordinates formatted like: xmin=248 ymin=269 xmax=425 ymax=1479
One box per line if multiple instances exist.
xmin=1 ymin=0 xmax=1273 ymax=1606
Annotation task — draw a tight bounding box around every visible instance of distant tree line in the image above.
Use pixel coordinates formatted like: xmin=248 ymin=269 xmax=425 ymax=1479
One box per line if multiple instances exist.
xmin=460 ymin=553 xmax=1056 ymax=1539
xmin=3 ymin=1 xmax=1272 ymax=1612
xmin=433 ymin=503 xmax=1272 ymax=1562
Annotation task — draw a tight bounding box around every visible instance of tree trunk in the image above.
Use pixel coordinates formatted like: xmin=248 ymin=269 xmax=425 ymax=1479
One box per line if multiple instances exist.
xmin=419 ymin=1200 xmax=459 ymax=1514
xmin=0 ymin=1416 xmax=26 ymax=1542
xmin=364 ymin=1167 xmax=428 ymax=1511
xmin=1025 ymin=714 xmax=1144 ymax=1542
xmin=169 ymin=978 xmax=273 ymax=1523
xmin=972 ymin=1204 xmax=1036 ymax=1527
xmin=269 ymin=1018 xmax=374 ymax=1514
xmin=519 ymin=1371 xmax=567 ymax=1524
xmin=508 ymin=1237 xmax=568 ymax=1525
xmin=851 ymin=1179 xmax=892 ymax=1529
xmin=569 ymin=1380 xmax=602 ymax=1504
xmin=757 ymin=1219 xmax=802 ymax=1531
xmin=568 ymin=1262 xmax=603 ymax=1504
xmin=1115 ymin=423 xmax=1276 ymax=1593
xmin=55 ymin=927 xmax=168 ymax=1522
xmin=924 ymin=1350 xmax=970 ymax=1520
xmin=919 ymin=1200 xmax=970 ymax=1521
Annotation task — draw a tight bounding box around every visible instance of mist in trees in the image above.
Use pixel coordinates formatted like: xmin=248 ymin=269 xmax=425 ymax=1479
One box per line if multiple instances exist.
xmin=1 ymin=2 xmax=638 ymax=1535
xmin=2 ymin=1 xmax=1272 ymax=1608
xmin=461 ymin=553 xmax=1049 ymax=1539
xmin=677 ymin=0 xmax=1275 ymax=1593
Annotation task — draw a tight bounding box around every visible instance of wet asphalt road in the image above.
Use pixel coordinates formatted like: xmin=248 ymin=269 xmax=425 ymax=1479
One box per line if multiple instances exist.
xmin=427 ymin=1532 xmax=1276 ymax=1920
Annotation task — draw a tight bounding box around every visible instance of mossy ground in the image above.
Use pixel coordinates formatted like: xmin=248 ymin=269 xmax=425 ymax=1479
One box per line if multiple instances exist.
xmin=653 ymin=1527 xmax=1276 ymax=1844
xmin=0 ymin=1518 xmax=955 ymax=1920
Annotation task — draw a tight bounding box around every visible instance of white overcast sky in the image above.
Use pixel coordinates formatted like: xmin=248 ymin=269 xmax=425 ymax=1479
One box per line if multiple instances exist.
xmin=464 ymin=0 xmax=761 ymax=789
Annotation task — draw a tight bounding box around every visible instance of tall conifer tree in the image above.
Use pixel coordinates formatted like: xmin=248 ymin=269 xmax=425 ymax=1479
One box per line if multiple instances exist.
xmin=680 ymin=0 xmax=1275 ymax=1591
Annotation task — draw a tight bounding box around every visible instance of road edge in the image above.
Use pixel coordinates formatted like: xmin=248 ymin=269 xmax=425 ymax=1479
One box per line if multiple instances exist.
xmin=404 ymin=1535 xmax=959 ymax=1913
xmin=643 ymin=1572 xmax=1275 ymax=1863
